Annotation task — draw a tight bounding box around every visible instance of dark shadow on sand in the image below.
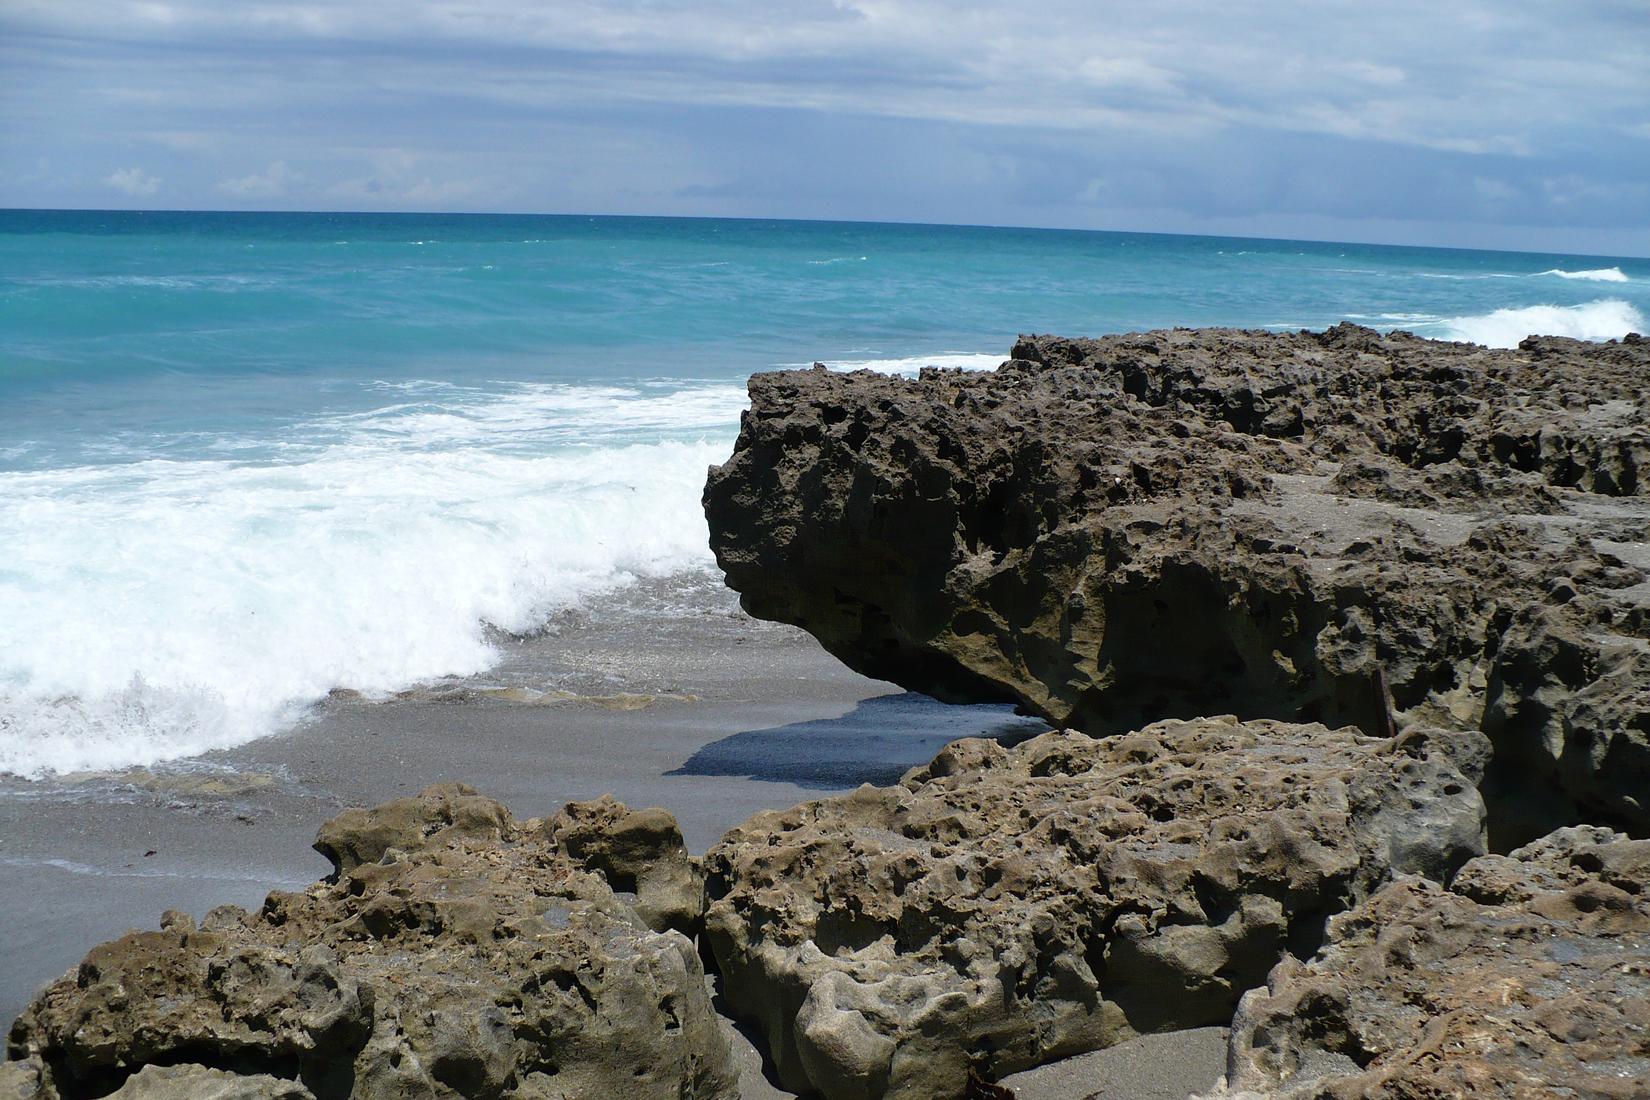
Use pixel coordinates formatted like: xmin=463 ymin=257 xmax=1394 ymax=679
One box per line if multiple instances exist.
xmin=671 ymin=691 xmax=1050 ymax=789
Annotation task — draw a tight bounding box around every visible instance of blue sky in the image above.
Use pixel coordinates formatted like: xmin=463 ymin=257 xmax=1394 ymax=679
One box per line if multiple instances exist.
xmin=3 ymin=1 xmax=1647 ymax=254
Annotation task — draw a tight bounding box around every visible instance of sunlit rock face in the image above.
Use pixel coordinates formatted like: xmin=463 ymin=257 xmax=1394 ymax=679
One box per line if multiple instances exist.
xmin=6 ymin=785 xmax=737 ymax=1100
xmin=701 ymin=717 xmax=1488 ymax=1100
xmin=1211 ymin=825 xmax=1650 ymax=1099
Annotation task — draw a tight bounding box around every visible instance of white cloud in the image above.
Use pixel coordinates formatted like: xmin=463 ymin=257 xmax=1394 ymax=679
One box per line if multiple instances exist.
xmin=1540 ymin=174 xmax=1647 ymax=207
xmin=9 ymin=1 xmax=1646 ymax=159
xmin=219 ymin=160 xmax=298 ymax=197
xmin=319 ymin=150 xmax=505 ymax=209
xmin=103 ymin=167 xmax=161 ymax=195
xmin=400 ymin=177 xmax=494 ymax=204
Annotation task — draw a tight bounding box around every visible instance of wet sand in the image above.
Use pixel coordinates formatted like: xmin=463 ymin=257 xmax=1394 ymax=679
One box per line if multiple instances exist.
xmin=0 ymin=579 xmax=1228 ymax=1098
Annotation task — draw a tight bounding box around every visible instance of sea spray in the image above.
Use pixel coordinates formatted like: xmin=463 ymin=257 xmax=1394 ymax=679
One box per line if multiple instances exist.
xmin=0 ymin=387 xmax=737 ymax=776
xmin=1431 ymin=299 xmax=1644 ymax=348
xmin=1537 ymin=267 xmax=1630 ymax=283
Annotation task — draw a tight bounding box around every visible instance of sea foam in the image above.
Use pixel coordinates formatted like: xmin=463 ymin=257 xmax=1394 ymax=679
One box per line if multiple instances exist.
xmin=796 ymin=353 xmax=1005 ymax=374
xmin=1430 ymin=299 xmax=1645 ymax=348
xmin=1537 ymin=267 xmax=1630 ymax=283
xmin=0 ymin=384 xmax=741 ymax=777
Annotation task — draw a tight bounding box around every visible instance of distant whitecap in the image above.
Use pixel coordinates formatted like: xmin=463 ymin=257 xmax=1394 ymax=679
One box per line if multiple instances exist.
xmin=790 ymin=352 xmax=1004 ymax=374
xmin=1536 ymin=267 xmax=1630 ymax=283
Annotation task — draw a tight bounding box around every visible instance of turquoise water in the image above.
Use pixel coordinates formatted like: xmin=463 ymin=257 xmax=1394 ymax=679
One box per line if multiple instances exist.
xmin=2 ymin=209 xmax=1646 ymax=775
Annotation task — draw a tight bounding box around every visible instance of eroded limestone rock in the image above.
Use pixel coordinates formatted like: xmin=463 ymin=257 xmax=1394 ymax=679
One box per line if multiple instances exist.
xmin=1211 ymin=825 xmax=1650 ymax=1099
xmin=701 ymin=717 xmax=1489 ymax=1100
xmin=703 ymin=327 xmax=1650 ymax=840
xmin=6 ymin=787 xmax=736 ymax=1100
xmin=0 ymin=1059 xmax=45 ymax=1100
xmin=543 ymin=794 xmax=704 ymax=933
xmin=311 ymin=780 xmax=512 ymax=876
xmin=109 ymin=1064 xmax=317 ymax=1099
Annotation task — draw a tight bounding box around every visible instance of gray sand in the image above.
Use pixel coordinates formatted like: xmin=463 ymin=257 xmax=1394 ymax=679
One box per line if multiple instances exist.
xmin=0 ymin=578 xmax=1226 ymax=1098
xmin=1002 ymin=1029 xmax=1229 ymax=1100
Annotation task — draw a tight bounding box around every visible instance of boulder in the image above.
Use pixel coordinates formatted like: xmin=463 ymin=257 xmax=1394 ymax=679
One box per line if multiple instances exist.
xmin=0 ymin=1060 xmax=44 ymax=1100
xmin=109 ymin=1064 xmax=316 ymax=1099
xmin=543 ymin=794 xmax=704 ymax=933
xmin=700 ymin=717 xmax=1489 ymax=1100
xmin=1212 ymin=825 xmax=1650 ymax=1099
xmin=703 ymin=327 xmax=1650 ymax=842
xmin=0 ymin=1059 xmax=278 ymax=1100
xmin=6 ymin=787 xmax=736 ymax=1100
xmin=311 ymin=781 xmax=511 ymax=876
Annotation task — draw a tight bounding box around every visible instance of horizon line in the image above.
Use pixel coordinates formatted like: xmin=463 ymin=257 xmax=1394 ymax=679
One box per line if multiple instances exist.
xmin=2 ymin=206 xmax=1645 ymax=264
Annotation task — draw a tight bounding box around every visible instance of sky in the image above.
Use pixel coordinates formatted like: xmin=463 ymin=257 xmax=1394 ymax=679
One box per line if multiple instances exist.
xmin=2 ymin=1 xmax=1647 ymax=254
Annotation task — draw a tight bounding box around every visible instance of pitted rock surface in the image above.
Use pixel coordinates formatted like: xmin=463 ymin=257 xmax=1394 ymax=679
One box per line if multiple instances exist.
xmin=6 ymin=785 xmax=736 ymax=1100
xmin=700 ymin=717 xmax=1489 ymax=1100
xmin=703 ymin=326 xmax=1650 ymax=841
xmin=1212 ymin=825 xmax=1650 ymax=1099
xmin=108 ymin=1064 xmax=316 ymax=1099
xmin=543 ymin=794 xmax=704 ymax=934
xmin=310 ymin=781 xmax=513 ymax=877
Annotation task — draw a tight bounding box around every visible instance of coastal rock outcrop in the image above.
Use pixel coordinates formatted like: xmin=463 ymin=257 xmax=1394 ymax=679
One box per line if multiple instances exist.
xmin=1211 ymin=825 xmax=1650 ymax=1098
xmin=6 ymin=784 xmax=736 ymax=1100
xmin=701 ymin=716 xmax=1489 ymax=1100
xmin=703 ymin=326 xmax=1650 ymax=842
xmin=108 ymin=1065 xmax=315 ymax=1099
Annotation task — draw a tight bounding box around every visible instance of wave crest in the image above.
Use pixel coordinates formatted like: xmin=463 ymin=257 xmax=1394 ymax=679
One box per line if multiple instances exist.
xmin=1538 ymin=267 xmax=1629 ymax=283
xmin=1430 ymin=299 xmax=1645 ymax=348
xmin=788 ymin=352 xmax=1004 ymax=375
xmin=0 ymin=387 xmax=738 ymax=777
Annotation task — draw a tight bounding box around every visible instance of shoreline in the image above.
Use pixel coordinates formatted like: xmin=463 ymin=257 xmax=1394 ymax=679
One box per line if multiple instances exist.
xmin=0 ymin=579 xmax=1235 ymax=1099
xmin=0 ymin=580 xmax=1041 ymax=1020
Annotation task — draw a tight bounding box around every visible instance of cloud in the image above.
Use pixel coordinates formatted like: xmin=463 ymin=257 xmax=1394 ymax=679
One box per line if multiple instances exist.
xmin=219 ymin=160 xmax=298 ymax=197
xmin=9 ymin=1 xmax=1643 ymax=155
xmin=1 ymin=1 xmax=1645 ymax=252
xmin=293 ymin=144 xmax=515 ymax=210
xmin=323 ymin=174 xmax=496 ymax=206
xmin=103 ymin=167 xmax=161 ymax=195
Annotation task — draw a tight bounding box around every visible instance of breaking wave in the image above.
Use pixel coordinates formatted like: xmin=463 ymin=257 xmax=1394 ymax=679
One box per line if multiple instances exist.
xmin=0 ymin=383 xmax=742 ymax=777
xmin=1427 ymin=299 xmax=1645 ymax=348
xmin=1537 ymin=267 xmax=1630 ymax=283
xmin=791 ymin=352 xmax=1005 ymax=374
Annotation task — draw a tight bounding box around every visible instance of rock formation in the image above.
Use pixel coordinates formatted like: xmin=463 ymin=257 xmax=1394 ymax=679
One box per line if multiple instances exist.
xmin=701 ymin=717 xmax=1488 ymax=1100
xmin=10 ymin=326 xmax=1649 ymax=1100
xmin=704 ymin=326 xmax=1650 ymax=843
xmin=6 ymin=784 xmax=736 ymax=1100
xmin=1211 ymin=825 xmax=1650 ymax=1098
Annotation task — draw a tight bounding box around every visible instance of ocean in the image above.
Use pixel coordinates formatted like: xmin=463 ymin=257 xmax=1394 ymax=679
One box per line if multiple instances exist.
xmin=2 ymin=208 xmax=1646 ymax=778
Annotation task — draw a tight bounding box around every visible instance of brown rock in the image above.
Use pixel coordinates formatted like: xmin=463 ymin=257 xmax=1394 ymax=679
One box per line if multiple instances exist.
xmin=7 ymin=786 xmax=736 ymax=1100
xmin=700 ymin=717 xmax=1488 ymax=1100
xmin=703 ymin=327 xmax=1650 ymax=842
xmin=0 ymin=1060 xmax=45 ymax=1100
xmin=1211 ymin=825 xmax=1650 ymax=1099
xmin=310 ymin=781 xmax=511 ymax=876
xmin=543 ymin=794 xmax=704 ymax=933
xmin=108 ymin=1064 xmax=316 ymax=1099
